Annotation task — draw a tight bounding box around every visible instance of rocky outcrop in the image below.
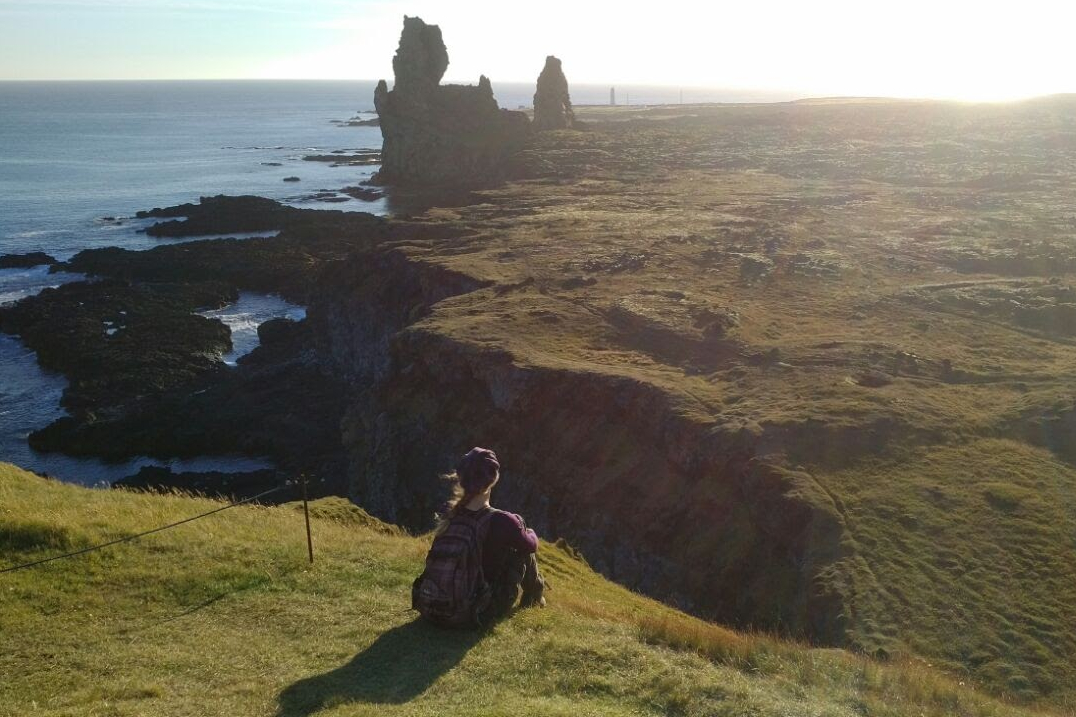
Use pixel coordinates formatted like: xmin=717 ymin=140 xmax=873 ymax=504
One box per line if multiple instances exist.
xmin=114 ymin=466 xmax=283 ymax=502
xmin=533 ymin=55 xmax=574 ymax=131
xmin=0 ymin=252 xmax=56 ymax=269
xmin=70 ymin=196 xmax=384 ymax=300
xmin=135 ymin=194 xmax=323 ymax=239
xmin=373 ymin=16 xmax=530 ymax=185
xmin=0 ymin=278 xmax=235 ymax=414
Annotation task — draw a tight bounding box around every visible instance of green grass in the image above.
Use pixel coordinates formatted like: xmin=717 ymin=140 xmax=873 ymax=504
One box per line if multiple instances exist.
xmin=0 ymin=463 xmax=1059 ymax=717
xmin=818 ymin=439 xmax=1076 ymax=706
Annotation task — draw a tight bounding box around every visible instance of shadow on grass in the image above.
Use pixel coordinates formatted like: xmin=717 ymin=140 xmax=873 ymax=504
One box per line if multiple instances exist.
xmin=276 ymin=618 xmax=484 ymax=715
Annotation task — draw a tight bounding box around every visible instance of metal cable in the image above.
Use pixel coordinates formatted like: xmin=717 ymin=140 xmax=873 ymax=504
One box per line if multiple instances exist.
xmin=1 ymin=484 xmax=289 ymax=575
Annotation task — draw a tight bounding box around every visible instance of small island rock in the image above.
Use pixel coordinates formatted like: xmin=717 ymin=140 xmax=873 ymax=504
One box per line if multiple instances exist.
xmin=0 ymin=251 xmax=56 ymax=269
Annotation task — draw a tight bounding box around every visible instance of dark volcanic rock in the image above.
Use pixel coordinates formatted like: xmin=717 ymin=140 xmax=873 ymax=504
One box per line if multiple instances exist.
xmin=62 ymin=198 xmax=384 ymax=301
xmin=138 ymin=195 xmax=291 ymax=237
xmin=133 ymin=194 xmax=381 ymax=242
xmin=340 ymin=185 xmax=384 ymax=201
xmin=114 ymin=467 xmax=284 ymax=502
xmin=373 ymin=15 xmax=530 ymax=185
xmin=302 ymin=152 xmax=381 ymax=166
xmin=34 ymin=312 xmax=351 ymax=489
xmin=533 ymin=55 xmax=575 ymax=131
xmin=0 ymin=252 xmax=56 ymax=269
xmin=6 ymin=196 xmax=387 ymax=489
xmin=254 ymin=316 xmax=306 ymax=358
xmin=0 ymin=278 xmax=235 ymax=414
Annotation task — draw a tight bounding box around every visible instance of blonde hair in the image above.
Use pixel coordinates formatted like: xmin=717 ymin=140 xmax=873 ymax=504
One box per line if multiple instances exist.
xmin=435 ymin=449 xmax=500 ymax=534
xmin=435 ymin=470 xmax=483 ymax=535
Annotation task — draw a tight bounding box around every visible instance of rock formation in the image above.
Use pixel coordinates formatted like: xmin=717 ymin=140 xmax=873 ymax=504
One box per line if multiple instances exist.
xmin=0 ymin=251 xmax=55 ymax=269
xmin=533 ymin=55 xmax=575 ymax=130
xmin=373 ymin=16 xmax=530 ymax=185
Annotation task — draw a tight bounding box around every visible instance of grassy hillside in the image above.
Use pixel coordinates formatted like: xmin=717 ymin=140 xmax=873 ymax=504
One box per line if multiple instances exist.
xmin=0 ymin=464 xmax=1058 ymax=717
xmin=819 ymin=440 xmax=1076 ymax=704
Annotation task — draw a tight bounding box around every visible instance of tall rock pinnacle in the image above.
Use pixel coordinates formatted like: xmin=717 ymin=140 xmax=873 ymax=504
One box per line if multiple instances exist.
xmin=391 ymin=16 xmax=448 ymax=91
xmin=373 ymin=16 xmax=530 ymax=185
xmin=533 ymin=55 xmax=575 ymax=131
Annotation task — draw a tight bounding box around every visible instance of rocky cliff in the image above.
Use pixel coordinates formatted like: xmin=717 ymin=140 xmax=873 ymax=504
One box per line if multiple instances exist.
xmin=373 ymin=16 xmax=530 ymax=185
xmin=307 ymin=244 xmax=850 ymax=641
xmin=533 ymin=55 xmax=575 ymax=131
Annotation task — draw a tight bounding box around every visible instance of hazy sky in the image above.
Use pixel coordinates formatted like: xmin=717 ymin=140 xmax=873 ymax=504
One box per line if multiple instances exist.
xmin=1 ymin=0 xmax=1074 ymax=100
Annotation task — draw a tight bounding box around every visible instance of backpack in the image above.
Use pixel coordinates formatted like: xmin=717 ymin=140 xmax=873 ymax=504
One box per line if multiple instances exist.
xmin=412 ymin=507 xmax=497 ymax=628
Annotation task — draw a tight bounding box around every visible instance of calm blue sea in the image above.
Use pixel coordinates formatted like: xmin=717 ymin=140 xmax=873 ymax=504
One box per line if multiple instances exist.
xmin=0 ymin=80 xmax=390 ymax=259
xmin=0 ymin=79 xmax=793 ymax=485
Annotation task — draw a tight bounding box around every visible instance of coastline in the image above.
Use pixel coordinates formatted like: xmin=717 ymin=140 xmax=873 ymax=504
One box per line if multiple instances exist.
xmin=0 ymin=82 xmax=387 ymax=485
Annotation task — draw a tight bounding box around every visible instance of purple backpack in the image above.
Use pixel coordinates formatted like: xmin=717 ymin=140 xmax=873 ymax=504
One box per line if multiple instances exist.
xmin=412 ymin=507 xmax=496 ymax=627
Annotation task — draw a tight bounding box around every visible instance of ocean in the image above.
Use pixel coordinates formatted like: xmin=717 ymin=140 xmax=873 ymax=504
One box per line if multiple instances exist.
xmin=0 ymin=79 xmax=795 ymax=485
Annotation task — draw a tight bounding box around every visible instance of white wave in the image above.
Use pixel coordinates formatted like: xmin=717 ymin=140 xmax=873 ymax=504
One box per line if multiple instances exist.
xmin=0 ymin=289 xmax=32 ymax=306
xmin=0 ymin=268 xmax=85 ymax=306
xmin=198 ymin=291 xmax=306 ymax=366
xmin=7 ymin=229 xmax=72 ymax=239
xmin=162 ymin=230 xmax=280 ymax=242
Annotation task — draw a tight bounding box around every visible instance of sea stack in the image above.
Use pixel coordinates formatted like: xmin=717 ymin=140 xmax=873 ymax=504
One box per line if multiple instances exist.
xmin=373 ymin=16 xmax=530 ymax=185
xmin=533 ymin=56 xmax=575 ymax=131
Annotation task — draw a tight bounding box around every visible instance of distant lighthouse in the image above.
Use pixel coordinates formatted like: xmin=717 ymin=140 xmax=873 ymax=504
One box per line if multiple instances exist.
xmin=610 ymin=87 xmax=616 ymax=106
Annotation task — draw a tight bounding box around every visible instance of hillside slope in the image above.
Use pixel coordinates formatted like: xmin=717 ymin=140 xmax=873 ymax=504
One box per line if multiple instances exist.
xmin=0 ymin=464 xmax=1054 ymax=717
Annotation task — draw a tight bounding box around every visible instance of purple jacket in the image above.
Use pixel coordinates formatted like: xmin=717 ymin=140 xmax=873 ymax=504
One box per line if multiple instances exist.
xmin=462 ymin=507 xmax=537 ymax=580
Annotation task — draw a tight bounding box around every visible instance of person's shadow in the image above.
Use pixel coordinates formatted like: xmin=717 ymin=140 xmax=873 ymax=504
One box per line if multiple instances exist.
xmin=275 ymin=619 xmax=484 ymax=716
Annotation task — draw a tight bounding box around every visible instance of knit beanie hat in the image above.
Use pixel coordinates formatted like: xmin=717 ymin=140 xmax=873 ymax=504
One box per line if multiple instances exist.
xmin=456 ymin=447 xmax=500 ymax=492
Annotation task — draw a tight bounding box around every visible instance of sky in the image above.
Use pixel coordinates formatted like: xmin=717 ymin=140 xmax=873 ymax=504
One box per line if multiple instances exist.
xmin=1 ymin=0 xmax=1074 ymax=101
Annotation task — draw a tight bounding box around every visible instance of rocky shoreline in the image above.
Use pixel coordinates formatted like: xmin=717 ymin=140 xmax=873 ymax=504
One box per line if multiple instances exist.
xmin=0 ymin=196 xmax=386 ymax=500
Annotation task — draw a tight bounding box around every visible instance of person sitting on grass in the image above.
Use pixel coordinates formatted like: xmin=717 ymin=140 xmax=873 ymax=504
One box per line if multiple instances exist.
xmin=412 ymin=447 xmax=546 ymax=627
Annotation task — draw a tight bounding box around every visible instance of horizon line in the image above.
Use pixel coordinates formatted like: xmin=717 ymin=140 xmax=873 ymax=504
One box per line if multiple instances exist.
xmin=0 ymin=77 xmax=796 ymax=90
xmin=0 ymin=77 xmax=1072 ymax=104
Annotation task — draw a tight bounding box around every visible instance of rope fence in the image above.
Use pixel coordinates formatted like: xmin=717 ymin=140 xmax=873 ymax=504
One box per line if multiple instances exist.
xmin=1 ymin=479 xmax=311 ymax=575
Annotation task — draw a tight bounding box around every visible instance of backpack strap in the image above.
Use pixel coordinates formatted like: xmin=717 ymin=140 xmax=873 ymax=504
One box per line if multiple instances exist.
xmin=452 ymin=507 xmax=498 ymax=581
